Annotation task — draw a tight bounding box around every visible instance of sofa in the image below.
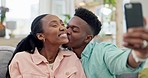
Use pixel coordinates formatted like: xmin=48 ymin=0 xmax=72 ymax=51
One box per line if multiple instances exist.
xmin=0 ymin=46 xmax=15 ymax=78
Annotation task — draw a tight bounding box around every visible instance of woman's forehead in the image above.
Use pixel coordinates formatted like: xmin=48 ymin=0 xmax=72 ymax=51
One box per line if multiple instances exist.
xmin=42 ymin=14 xmax=59 ymax=21
xmin=41 ymin=14 xmax=63 ymax=25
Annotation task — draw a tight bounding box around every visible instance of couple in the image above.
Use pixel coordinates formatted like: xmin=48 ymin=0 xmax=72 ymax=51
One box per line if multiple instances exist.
xmin=7 ymin=8 xmax=148 ymax=78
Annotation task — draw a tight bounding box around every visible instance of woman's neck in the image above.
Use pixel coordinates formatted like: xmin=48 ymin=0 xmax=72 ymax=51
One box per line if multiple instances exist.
xmin=40 ymin=45 xmax=60 ymax=63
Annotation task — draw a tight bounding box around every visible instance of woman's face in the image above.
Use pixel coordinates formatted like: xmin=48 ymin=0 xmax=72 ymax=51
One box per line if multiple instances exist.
xmin=40 ymin=14 xmax=69 ymax=45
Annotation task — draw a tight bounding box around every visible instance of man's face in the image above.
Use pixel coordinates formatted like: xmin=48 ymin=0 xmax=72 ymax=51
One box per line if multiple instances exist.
xmin=66 ymin=16 xmax=90 ymax=49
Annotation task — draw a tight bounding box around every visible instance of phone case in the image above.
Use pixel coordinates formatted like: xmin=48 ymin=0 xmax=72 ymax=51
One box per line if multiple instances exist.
xmin=124 ymin=3 xmax=143 ymax=29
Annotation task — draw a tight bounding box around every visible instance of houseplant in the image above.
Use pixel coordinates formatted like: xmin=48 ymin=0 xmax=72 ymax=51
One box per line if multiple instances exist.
xmin=0 ymin=6 xmax=9 ymax=30
xmin=0 ymin=6 xmax=9 ymax=37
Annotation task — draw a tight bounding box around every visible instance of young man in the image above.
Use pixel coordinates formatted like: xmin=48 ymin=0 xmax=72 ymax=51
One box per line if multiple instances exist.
xmin=64 ymin=8 xmax=148 ymax=78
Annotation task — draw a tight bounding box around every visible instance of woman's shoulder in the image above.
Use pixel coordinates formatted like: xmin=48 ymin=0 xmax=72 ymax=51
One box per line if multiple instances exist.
xmin=60 ymin=50 xmax=79 ymax=59
xmin=15 ymin=51 xmax=30 ymax=56
xmin=13 ymin=51 xmax=31 ymax=60
xmin=60 ymin=50 xmax=75 ymax=55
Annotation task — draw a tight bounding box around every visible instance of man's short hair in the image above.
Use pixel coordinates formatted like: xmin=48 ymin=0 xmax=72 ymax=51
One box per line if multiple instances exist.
xmin=74 ymin=7 xmax=102 ymax=36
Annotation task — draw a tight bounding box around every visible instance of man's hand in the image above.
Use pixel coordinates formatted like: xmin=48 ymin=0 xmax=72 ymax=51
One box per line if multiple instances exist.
xmin=123 ymin=28 xmax=148 ymax=59
xmin=123 ymin=27 xmax=148 ymax=68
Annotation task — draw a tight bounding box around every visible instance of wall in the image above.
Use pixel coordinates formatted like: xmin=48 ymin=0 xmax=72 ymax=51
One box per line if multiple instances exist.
xmin=39 ymin=0 xmax=75 ymax=17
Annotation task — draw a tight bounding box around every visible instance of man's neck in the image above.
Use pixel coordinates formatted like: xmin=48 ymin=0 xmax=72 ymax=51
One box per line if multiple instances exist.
xmin=73 ymin=45 xmax=87 ymax=59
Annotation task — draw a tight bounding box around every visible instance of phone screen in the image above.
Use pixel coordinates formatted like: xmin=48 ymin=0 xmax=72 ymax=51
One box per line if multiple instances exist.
xmin=124 ymin=3 xmax=144 ymax=29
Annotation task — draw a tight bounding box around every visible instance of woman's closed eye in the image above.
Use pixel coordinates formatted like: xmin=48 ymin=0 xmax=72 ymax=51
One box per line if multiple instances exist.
xmin=51 ymin=24 xmax=58 ymax=27
xmin=61 ymin=23 xmax=65 ymax=27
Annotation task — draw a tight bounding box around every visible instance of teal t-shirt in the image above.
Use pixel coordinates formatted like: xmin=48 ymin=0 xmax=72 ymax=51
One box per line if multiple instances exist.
xmin=81 ymin=41 xmax=144 ymax=78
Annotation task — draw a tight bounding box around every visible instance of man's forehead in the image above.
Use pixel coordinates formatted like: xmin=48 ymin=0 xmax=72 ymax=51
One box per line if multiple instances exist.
xmin=69 ymin=16 xmax=92 ymax=34
xmin=69 ymin=16 xmax=88 ymax=25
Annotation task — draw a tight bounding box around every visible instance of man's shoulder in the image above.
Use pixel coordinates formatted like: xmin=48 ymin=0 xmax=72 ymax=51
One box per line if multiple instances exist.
xmin=90 ymin=42 xmax=119 ymax=55
xmin=82 ymin=42 xmax=114 ymax=56
xmin=93 ymin=41 xmax=116 ymax=48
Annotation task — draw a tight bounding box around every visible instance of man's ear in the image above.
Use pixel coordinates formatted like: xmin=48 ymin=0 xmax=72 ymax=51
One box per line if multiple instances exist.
xmin=84 ymin=35 xmax=93 ymax=43
xmin=36 ymin=33 xmax=45 ymax=41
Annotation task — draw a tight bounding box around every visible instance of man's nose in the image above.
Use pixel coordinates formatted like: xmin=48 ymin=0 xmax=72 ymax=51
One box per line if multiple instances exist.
xmin=67 ymin=28 xmax=71 ymax=35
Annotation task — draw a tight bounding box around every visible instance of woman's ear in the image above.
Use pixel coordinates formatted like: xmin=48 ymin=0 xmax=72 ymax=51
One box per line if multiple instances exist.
xmin=36 ymin=33 xmax=45 ymax=41
xmin=84 ymin=35 xmax=93 ymax=43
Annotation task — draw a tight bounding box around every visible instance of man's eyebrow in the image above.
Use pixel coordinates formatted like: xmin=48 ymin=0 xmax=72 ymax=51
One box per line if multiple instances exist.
xmin=67 ymin=23 xmax=75 ymax=26
xmin=67 ymin=23 xmax=69 ymax=26
xmin=67 ymin=24 xmax=79 ymax=29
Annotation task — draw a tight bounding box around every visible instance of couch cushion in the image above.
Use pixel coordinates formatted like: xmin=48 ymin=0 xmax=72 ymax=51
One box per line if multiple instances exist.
xmin=0 ymin=46 xmax=15 ymax=78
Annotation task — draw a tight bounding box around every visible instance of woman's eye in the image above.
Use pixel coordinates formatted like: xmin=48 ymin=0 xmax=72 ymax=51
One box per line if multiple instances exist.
xmin=66 ymin=26 xmax=69 ymax=29
xmin=52 ymin=24 xmax=57 ymax=27
xmin=61 ymin=23 xmax=65 ymax=26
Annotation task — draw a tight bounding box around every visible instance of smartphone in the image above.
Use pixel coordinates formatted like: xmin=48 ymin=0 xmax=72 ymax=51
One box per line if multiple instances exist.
xmin=124 ymin=2 xmax=144 ymax=29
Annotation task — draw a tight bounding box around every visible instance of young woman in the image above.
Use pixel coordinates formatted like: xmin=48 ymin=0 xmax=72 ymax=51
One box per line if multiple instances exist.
xmin=6 ymin=14 xmax=86 ymax=78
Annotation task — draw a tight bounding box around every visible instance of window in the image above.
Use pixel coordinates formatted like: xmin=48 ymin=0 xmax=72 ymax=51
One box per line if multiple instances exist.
xmin=6 ymin=0 xmax=39 ymax=35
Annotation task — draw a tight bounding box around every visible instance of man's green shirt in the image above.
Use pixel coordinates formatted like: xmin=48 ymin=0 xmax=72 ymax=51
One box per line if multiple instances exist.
xmin=81 ymin=41 xmax=144 ymax=78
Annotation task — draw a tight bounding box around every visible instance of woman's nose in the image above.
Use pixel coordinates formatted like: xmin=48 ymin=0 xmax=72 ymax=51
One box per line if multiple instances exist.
xmin=59 ymin=27 xmax=67 ymax=31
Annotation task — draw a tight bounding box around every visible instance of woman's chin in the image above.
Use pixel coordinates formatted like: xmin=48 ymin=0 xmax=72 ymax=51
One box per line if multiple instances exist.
xmin=61 ymin=39 xmax=69 ymax=44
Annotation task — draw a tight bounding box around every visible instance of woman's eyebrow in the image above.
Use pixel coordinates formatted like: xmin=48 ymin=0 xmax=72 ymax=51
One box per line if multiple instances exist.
xmin=60 ymin=19 xmax=64 ymax=23
xmin=48 ymin=20 xmax=58 ymax=24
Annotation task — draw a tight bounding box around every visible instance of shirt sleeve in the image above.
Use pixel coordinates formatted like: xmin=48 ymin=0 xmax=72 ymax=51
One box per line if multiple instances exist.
xmin=103 ymin=43 xmax=144 ymax=75
xmin=9 ymin=59 xmax=22 ymax=78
